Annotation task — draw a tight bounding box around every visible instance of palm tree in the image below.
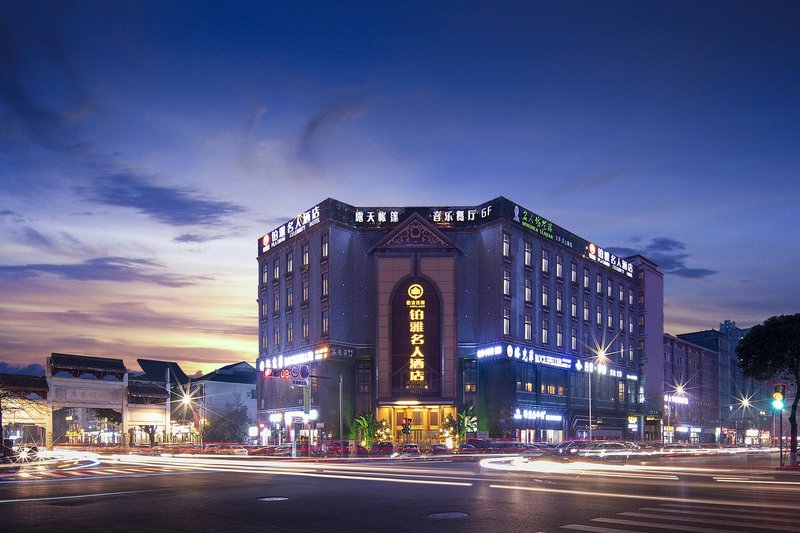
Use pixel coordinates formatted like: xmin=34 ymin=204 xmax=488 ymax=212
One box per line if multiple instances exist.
xmin=353 ymin=412 xmax=377 ymax=450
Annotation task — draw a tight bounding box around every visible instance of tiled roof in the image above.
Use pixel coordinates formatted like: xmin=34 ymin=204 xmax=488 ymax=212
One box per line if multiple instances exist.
xmin=137 ymin=359 xmax=189 ymax=384
xmin=128 ymin=380 xmax=168 ymax=399
xmin=50 ymin=353 xmax=126 ymax=373
xmin=0 ymin=373 xmax=48 ymax=392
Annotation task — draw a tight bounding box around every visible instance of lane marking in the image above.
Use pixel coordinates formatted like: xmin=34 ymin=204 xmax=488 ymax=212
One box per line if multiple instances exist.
xmin=561 ymin=525 xmax=647 ymax=533
xmin=0 ymin=489 xmax=158 ymax=504
xmin=640 ymin=507 xmax=800 ymax=522
xmin=591 ymin=517 xmax=738 ymax=533
xmin=619 ymin=511 xmax=795 ymax=531
xmin=488 ymin=484 xmax=799 ymax=510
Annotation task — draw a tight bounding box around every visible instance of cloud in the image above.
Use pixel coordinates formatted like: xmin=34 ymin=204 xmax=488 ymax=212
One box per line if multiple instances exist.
xmin=545 ymin=170 xmax=628 ymax=199
xmin=610 ymin=237 xmax=717 ymax=279
xmin=0 ymin=257 xmax=200 ymax=287
xmin=173 ymin=233 xmax=225 ymax=244
xmin=20 ymin=226 xmax=53 ymax=248
xmin=77 ymin=173 xmax=245 ymax=226
xmin=0 ymin=362 xmax=45 ymax=376
xmin=298 ymin=99 xmax=368 ymax=160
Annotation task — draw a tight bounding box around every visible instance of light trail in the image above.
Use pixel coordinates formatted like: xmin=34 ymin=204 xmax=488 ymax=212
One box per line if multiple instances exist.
xmin=0 ymin=489 xmax=159 ymax=505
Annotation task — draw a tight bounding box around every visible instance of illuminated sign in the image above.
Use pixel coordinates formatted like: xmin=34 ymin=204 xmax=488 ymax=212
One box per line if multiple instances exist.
xmin=260 ymin=204 xmax=323 ymax=253
xmin=352 ymin=200 xmax=500 ymax=230
xmin=514 ymin=205 xmax=579 ymax=250
xmin=513 ymin=408 xmax=563 ymax=422
xmin=476 ymin=343 xmax=573 ymax=370
xmin=392 ymin=278 xmax=441 ymax=397
xmin=574 ymin=359 xmax=623 ymax=378
xmin=407 ymin=283 xmax=426 ymax=384
xmin=586 ymin=242 xmax=634 ymax=278
xmin=626 ymin=374 xmax=639 ymax=381
xmin=627 ymin=416 xmax=639 ymax=430
xmin=664 ymin=394 xmax=689 ymax=405
xmin=259 ymin=346 xmax=329 ymax=371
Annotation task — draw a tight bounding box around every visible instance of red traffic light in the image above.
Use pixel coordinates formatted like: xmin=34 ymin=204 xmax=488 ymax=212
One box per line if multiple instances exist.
xmin=264 ymin=368 xmax=275 ymax=378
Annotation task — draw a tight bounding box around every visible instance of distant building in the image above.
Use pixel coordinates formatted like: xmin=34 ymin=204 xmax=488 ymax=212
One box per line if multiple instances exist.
xmin=256 ymin=198 xmax=663 ymax=445
xmin=196 ymin=362 xmax=257 ymax=428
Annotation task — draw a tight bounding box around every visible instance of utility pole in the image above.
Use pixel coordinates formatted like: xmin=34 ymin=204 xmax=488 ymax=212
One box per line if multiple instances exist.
xmin=165 ymin=368 xmax=171 ymax=446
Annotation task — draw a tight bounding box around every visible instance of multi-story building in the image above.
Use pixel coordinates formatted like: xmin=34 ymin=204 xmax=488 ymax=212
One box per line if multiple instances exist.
xmin=661 ymin=335 xmax=719 ymax=443
xmin=255 ymin=198 xmax=663 ymax=445
xmin=679 ymin=321 xmax=771 ymax=444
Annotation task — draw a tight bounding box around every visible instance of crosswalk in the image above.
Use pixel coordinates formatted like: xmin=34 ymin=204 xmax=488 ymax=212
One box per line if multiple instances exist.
xmin=560 ymin=502 xmax=800 ymax=532
xmin=0 ymin=464 xmax=201 ymax=482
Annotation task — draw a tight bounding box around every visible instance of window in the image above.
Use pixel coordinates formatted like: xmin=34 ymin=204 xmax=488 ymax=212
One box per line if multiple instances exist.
xmin=571 ymin=327 xmax=577 ymax=351
xmin=273 ymin=320 xmax=280 ymax=345
xmin=607 ymin=281 xmax=612 ymax=298
xmin=503 ymin=268 xmax=511 ymax=297
xmin=524 ymin=277 xmax=532 ymax=304
xmin=261 ymin=331 xmax=268 ymax=351
xmin=464 ymin=359 xmax=477 ymax=393
xmin=618 ymin=381 xmax=625 ymax=403
xmin=524 ymin=242 xmax=532 ymax=267
xmin=322 ymin=310 xmax=329 ymax=335
xmin=556 ymin=288 xmax=563 ymax=313
xmin=524 ymin=315 xmax=532 ymax=340
xmin=596 ymin=274 xmax=602 ymax=294
xmin=286 ymin=316 xmax=293 ymax=343
xmin=629 ymin=288 xmax=634 ymax=306
xmin=619 ymin=315 xmax=624 ymax=331
xmin=596 ymin=304 xmax=602 ymax=325
xmin=638 ymin=339 xmax=645 ymax=353
xmin=556 ymin=323 xmax=563 ymax=347
xmin=261 ymin=301 xmax=268 ymax=317
xmin=321 ymin=272 xmax=329 ymax=298
xmin=638 ymin=314 xmax=645 ymax=327
xmin=629 ymin=317 xmax=634 ymax=334
xmin=541 ymin=283 xmax=549 ymax=307
xmin=357 ymin=360 xmax=371 ymax=393
xmin=583 ymin=268 xmax=589 ymax=288
xmin=262 ymin=264 xmax=268 ymax=285
xmin=541 ymin=249 xmax=549 ymax=273
xmin=619 ymin=285 xmax=624 ymax=301
xmin=638 ymin=269 xmax=644 ymax=280
xmin=273 ymin=289 xmax=280 ymax=313
xmin=629 ymin=345 xmax=634 ymax=363
xmin=607 ymin=312 xmax=613 ymax=329
xmin=542 ymin=318 xmax=549 ymax=344
xmin=321 ymin=234 xmax=329 ymax=259
xmin=583 ymin=300 xmax=589 ymax=322
xmin=302 ymin=314 xmax=309 ymax=340
xmin=302 ymin=244 xmax=309 ymax=268
xmin=502 ymin=232 xmax=511 ymax=258
xmin=571 ymin=295 xmax=577 ymax=318
xmin=286 ymin=252 xmax=293 ymax=274
xmin=556 ymin=255 xmax=563 ymax=278
xmin=503 ymin=308 xmax=511 ymax=335
xmin=286 ymin=286 xmax=293 ymax=308
xmin=571 ymin=262 xmax=577 ymax=283
xmin=638 ymin=291 xmax=645 ymax=306
xmin=302 ymin=279 xmax=309 ymax=302
xmin=273 ymin=259 xmax=280 ymax=279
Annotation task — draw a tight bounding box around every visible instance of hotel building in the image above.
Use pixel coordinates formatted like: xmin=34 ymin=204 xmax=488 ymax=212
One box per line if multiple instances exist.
xmin=255 ymin=198 xmax=663 ymax=444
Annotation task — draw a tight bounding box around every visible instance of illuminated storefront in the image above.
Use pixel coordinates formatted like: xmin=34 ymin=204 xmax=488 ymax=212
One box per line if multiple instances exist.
xmin=256 ymin=198 xmax=660 ymax=444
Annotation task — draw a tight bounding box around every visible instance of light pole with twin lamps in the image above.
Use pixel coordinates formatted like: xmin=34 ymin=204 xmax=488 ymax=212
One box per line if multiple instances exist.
xmin=588 ymin=348 xmax=608 ymax=442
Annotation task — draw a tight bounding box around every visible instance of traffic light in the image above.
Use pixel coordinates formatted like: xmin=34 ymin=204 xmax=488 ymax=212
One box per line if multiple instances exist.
xmin=401 ymin=418 xmax=409 ymax=434
xmin=773 ymin=384 xmax=786 ymax=410
xmin=264 ymin=368 xmax=275 ymax=378
xmin=407 ymin=419 xmax=412 ymax=434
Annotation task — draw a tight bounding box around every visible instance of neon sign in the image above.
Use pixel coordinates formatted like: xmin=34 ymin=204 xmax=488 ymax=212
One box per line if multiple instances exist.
xmin=407 ymin=283 xmax=426 ymax=384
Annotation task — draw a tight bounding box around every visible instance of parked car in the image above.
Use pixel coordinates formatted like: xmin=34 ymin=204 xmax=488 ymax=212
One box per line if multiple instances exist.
xmin=370 ymin=442 xmax=395 ymax=456
xmin=458 ymin=443 xmax=477 ymax=454
xmin=578 ymin=441 xmax=630 ymax=460
xmin=399 ymin=444 xmax=420 ymax=457
xmin=550 ymin=440 xmax=594 ymax=456
xmin=429 ymin=444 xmax=450 ymax=455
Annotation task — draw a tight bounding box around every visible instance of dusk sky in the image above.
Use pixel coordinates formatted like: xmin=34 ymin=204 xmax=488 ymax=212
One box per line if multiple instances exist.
xmin=1 ymin=2 xmax=798 ymax=376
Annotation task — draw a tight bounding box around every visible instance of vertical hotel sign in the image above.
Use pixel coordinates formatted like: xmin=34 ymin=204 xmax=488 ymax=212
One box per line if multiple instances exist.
xmin=391 ymin=278 xmax=441 ymax=397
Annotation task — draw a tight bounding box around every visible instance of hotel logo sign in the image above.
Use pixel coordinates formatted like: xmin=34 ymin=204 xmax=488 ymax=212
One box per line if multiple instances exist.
xmin=392 ymin=278 xmax=441 ymax=397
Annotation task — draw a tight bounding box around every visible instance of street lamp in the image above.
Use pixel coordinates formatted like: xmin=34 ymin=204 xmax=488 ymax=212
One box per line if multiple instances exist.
xmin=664 ymin=384 xmax=685 ymax=445
xmin=588 ymin=348 xmax=608 ymax=442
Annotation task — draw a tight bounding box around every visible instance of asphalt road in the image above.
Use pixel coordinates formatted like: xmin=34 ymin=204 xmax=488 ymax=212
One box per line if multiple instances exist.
xmin=1 ymin=452 xmax=798 ymax=533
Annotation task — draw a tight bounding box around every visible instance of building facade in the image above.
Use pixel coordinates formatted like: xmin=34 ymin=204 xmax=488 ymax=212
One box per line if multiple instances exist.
xmin=255 ymin=198 xmax=663 ymax=445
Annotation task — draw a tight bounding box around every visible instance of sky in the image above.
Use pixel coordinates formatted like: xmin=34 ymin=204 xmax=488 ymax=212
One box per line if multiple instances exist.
xmin=1 ymin=1 xmax=798 ymax=376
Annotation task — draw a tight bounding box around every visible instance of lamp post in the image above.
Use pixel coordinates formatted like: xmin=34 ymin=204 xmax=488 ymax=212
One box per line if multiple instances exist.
xmin=588 ymin=349 xmax=607 ymax=442
xmin=664 ymin=384 xmax=685 ymax=444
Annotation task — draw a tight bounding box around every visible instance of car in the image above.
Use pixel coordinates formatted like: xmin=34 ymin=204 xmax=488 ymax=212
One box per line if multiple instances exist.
xmin=399 ymin=444 xmax=420 ymax=457
xmin=551 ymin=440 xmax=594 ymax=456
xmin=370 ymin=442 xmax=395 ymax=456
xmin=492 ymin=441 xmax=526 ymax=453
xmin=458 ymin=443 xmax=477 ymax=454
xmin=578 ymin=441 xmax=630 ymax=460
xmin=429 ymin=444 xmax=450 ymax=455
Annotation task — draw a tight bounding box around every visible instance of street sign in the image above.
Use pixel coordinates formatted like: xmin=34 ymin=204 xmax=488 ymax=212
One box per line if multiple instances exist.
xmin=291 ymin=365 xmax=300 ymax=378
xmin=291 ymin=378 xmax=308 ymax=387
xmin=300 ymin=365 xmax=309 ymax=379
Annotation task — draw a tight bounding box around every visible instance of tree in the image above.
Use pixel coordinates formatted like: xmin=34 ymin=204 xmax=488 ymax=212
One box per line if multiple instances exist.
xmin=139 ymin=425 xmax=158 ymax=446
xmin=201 ymin=396 xmax=250 ymax=443
xmin=737 ymin=314 xmax=800 ymax=466
xmin=353 ymin=411 xmax=377 ymax=450
xmin=457 ymin=404 xmax=478 ymax=441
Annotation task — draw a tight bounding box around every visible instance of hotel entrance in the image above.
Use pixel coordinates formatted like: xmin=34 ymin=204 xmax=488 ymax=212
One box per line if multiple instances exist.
xmin=377 ymin=404 xmax=456 ymax=447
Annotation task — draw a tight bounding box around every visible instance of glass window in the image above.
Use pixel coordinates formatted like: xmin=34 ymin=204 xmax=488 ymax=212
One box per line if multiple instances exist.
xmin=286 ymin=252 xmax=293 ymax=274
xmin=619 ymin=285 xmax=624 ymax=301
xmin=629 ymin=317 xmax=634 ymax=334
xmin=322 ymin=272 xmax=329 ymax=298
xmin=321 ymin=234 xmax=329 ymax=259
xmin=524 ymin=242 xmax=532 ymax=267
xmin=556 ymin=288 xmax=563 ymax=313
xmin=302 ymin=279 xmax=309 ymax=302
xmin=261 ymin=332 xmax=268 ymax=351
xmin=302 ymin=314 xmax=309 ymax=339
xmin=638 ymin=314 xmax=645 ymax=327
xmin=630 ymin=288 xmax=635 ymax=305
xmin=583 ymin=268 xmax=589 ymax=288
xmin=556 ymin=255 xmax=563 ymax=278
xmin=541 ymin=249 xmax=549 ymax=273
xmin=502 ymin=232 xmax=511 ymax=258
xmin=542 ymin=318 xmax=549 ymax=344
xmin=464 ymin=359 xmax=477 ymax=393
xmin=620 ymin=315 xmax=624 ymax=331
xmin=322 ymin=310 xmax=329 ymax=335
xmin=357 ymin=360 xmax=371 ymax=393
xmin=503 ymin=308 xmax=511 ymax=335
xmin=571 ymin=295 xmax=577 ymax=318
xmin=524 ymin=315 xmax=532 ymax=340
xmin=596 ymin=304 xmax=602 ymax=325
xmin=273 ymin=320 xmax=280 ymax=345
xmin=503 ymin=268 xmax=511 ymax=297
xmin=557 ymin=323 xmax=563 ymax=347
xmin=541 ymin=283 xmax=549 ymax=307
xmin=596 ymin=274 xmax=602 ymax=294
xmin=524 ymin=277 xmax=532 ymax=303
xmin=286 ymin=286 xmax=293 ymax=308
xmin=571 ymin=262 xmax=577 ymax=283
xmin=273 ymin=259 xmax=280 ymax=279
xmin=273 ymin=289 xmax=280 ymax=312
xmin=571 ymin=327 xmax=577 ymax=351
xmin=302 ymin=244 xmax=309 ymax=268
xmin=607 ymin=312 xmax=613 ymax=329
xmin=583 ymin=300 xmax=589 ymax=322
xmin=286 ymin=317 xmax=293 ymax=343
xmin=262 ymin=264 xmax=268 ymax=285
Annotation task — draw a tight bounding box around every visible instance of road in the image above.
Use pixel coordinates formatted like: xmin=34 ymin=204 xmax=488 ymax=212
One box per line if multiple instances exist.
xmin=1 ymin=451 xmax=798 ymax=532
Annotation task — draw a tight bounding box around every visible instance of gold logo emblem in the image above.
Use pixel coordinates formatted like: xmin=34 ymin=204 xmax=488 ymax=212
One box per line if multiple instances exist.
xmin=407 ymin=284 xmax=424 ymax=299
